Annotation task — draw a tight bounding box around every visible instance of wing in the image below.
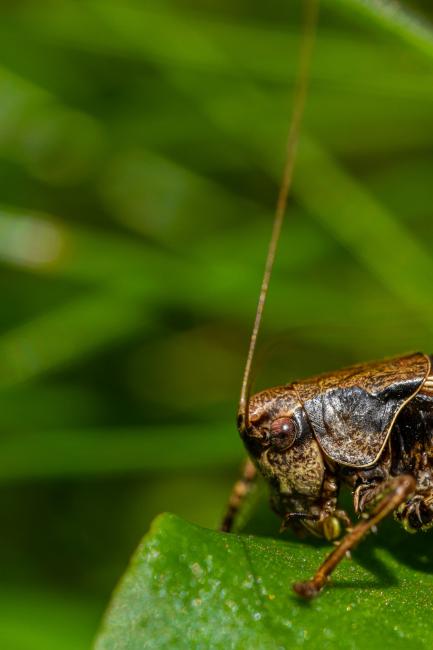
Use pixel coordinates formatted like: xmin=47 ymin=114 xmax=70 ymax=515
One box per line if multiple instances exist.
xmin=293 ymin=353 xmax=430 ymax=467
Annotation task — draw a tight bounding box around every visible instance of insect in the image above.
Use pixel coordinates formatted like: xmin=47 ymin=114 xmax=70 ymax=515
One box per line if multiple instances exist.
xmin=220 ymin=0 xmax=433 ymax=599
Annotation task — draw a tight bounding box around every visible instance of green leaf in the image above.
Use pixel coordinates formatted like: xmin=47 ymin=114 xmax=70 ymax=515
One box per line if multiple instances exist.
xmin=95 ymin=512 xmax=433 ymax=650
xmin=294 ymin=136 xmax=433 ymax=330
xmin=330 ymin=0 xmax=433 ymax=61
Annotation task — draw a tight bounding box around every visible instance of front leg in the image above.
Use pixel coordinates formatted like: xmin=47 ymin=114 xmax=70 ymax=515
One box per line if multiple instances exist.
xmin=293 ymin=474 xmax=416 ymax=599
xmin=279 ymin=474 xmax=351 ymax=541
xmin=220 ymin=458 xmax=257 ymax=532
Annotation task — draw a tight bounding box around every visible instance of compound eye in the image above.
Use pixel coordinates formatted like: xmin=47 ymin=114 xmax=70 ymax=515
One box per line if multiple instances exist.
xmin=270 ymin=417 xmax=297 ymax=451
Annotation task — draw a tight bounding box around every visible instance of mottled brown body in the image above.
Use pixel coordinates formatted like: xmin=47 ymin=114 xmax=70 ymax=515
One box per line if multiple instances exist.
xmin=240 ymin=353 xmax=433 ymax=537
xmin=224 ymin=353 xmax=433 ymax=596
xmin=221 ymin=0 xmax=428 ymax=599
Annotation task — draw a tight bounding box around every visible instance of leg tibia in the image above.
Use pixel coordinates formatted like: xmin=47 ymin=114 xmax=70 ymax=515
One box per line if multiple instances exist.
xmin=293 ymin=474 xmax=416 ymax=599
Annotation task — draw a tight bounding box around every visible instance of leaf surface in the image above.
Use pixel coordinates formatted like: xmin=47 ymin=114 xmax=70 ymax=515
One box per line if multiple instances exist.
xmin=95 ymin=513 xmax=433 ymax=650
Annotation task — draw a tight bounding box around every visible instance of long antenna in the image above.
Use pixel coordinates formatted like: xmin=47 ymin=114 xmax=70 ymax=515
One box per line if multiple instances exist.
xmin=239 ymin=0 xmax=320 ymax=427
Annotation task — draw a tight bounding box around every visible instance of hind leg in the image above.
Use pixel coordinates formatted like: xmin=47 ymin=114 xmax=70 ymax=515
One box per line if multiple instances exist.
xmin=293 ymin=474 xmax=416 ymax=599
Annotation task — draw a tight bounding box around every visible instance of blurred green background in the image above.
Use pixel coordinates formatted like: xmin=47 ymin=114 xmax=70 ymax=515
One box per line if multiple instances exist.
xmin=0 ymin=0 xmax=433 ymax=648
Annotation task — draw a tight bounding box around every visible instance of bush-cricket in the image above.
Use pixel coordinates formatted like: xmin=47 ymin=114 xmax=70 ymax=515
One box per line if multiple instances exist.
xmin=220 ymin=0 xmax=433 ymax=599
